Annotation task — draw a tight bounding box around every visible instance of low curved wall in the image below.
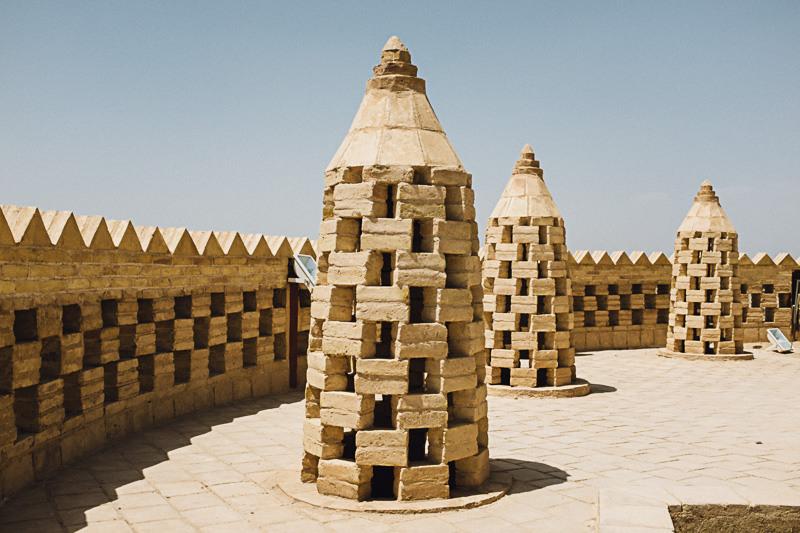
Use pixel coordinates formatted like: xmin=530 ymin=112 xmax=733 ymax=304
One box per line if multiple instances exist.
xmin=0 ymin=205 xmax=311 ymax=502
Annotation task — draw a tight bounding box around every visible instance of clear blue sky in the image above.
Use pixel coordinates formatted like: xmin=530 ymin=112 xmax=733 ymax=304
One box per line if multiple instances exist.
xmin=2 ymin=1 xmax=798 ymax=254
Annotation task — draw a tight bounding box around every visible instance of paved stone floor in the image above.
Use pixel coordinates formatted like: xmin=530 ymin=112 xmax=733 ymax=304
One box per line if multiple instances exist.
xmin=1 ymin=347 xmax=800 ymax=532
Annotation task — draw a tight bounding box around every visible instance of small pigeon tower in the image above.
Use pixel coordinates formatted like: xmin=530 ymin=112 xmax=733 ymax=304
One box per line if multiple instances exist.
xmin=483 ymin=146 xmax=588 ymax=395
xmin=302 ymin=37 xmax=489 ymax=502
xmin=662 ymin=181 xmax=750 ymax=360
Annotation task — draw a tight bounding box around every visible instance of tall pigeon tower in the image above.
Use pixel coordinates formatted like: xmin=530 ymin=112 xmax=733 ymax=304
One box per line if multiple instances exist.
xmin=662 ymin=181 xmax=750 ymax=360
xmin=302 ymin=37 xmax=489 ymax=502
xmin=483 ymin=146 xmax=588 ymax=396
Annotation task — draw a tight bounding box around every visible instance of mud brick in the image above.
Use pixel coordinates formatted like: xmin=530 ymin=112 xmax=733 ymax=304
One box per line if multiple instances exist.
xmin=429 ymin=422 xmax=478 ymax=463
xmin=191 ymin=293 xmax=212 ymax=317
xmin=225 ymin=292 xmax=244 ymax=314
xmin=355 ymin=286 xmax=408 ymax=322
xmin=450 ymin=384 xmax=488 ymax=422
xmin=430 ymin=167 xmax=470 ymax=187
xmin=425 ymin=358 xmax=476 ymax=393
xmin=510 ymin=367 xmax=537 ymax=387
xmin=546 ymin=367 xmax=573 ymax=386
xmin=355 ymin=359 xmax=409 ymax=394
xmin=272 ymin=307 xmax=287 ymax=333
xmin=454 ymin=447 xmax=490 ymax=487
xmin=155 ymin=320 xmax=174 ymax=352
xmin=59 ymin=333 xmax=84 ymax=374
xmin=433 ymin=220 xmax=472 ymax=255
xmin=39 ymin=337 xmax=63 ymax=379
xmin=139 ymin=352 xmax=175 ymax=392
xmin=152 ymin=297 xmax=175 ymax=322
xmin=447 ymin=322 xmax=484 ymax=357
xmin=81 ymin=302 xmax=103 ymax=331
xmin=0 ymin=394 xmax=17 ymax=447
xmin=0 ymin=342 xmax=42 ymax=391
xmin=360 ymin=218 xmax=413 ymax=252
xmin=36 ymin=305 xmax=61 ymax=338
xmin=361 ymin=164 xmax=414 ymax=184
xmin=208 ymin=344 xmax=239 ymax=375
xmin=306 ymin=366 xmax=347 ymax=392
xmin=174 ymin=349 xmax=209 ymax=383
xmin=84 ymin=328 xmax=120 ymax=366
xmin=395 ymin=463 xmax=449 ymax=500
xmin=133 ymin=323 xmax=156 ymax=356
xmin=333 ymin=181 xmax=388 ymax=218
xmin=325 ymin=166 xmax=364 ymax=187
xmin=172 ymin=318 xmax=194 ymax=351
xmin=14 ymin=379 xmax=65 ymax=433
xmin=494 ymin=243 xmax=523 ymax=262
xmin=117 ymin=299 xmax=138 ymax=326
xmin=241 ymin=311 xmax=259 ymax=339
xmin=395 ymin=183 xmax=446 ymax=219
xmin=311 ymin=286 xmax=355 ymax=322
xmin=355 ymin=429 xmax=408 ymax=466
xmin=444 ymin=186 xmax=476 ymax=222
xmin=328 ymin=251 xmax=382 ymax=286
xmin=395 ymin=252 xmax=446 ymax=287
xmin=63 ymin=367 xmax=104 ymax=415
xmin=319 ymin=217 xmax=361 ymax=253
xmin=303 ymin=418 xmax=344 ymax=459
xmin=395 ymin=323 xmax=447 ymax=360
xmin=391 ymin=393 xmax=447 ymax=429
xmin=320 ymin=391 xmax=375 ymax=429
xmin=322 ymin=321 xmax=376 ymax=357
xmin=445 ymin=255 xmax=481 ymax=288
xmin=490 ymin=348 xmax=518 ymax=368
xmin=432 ymin=289 xmax=472 ymax=322
xmin=317 ymin=459 xmax=372 ymax=501
xmin=208 ymin=317 xmax=227 ymax=346
xmin=104 ymin=358 xmax=139 ymax=402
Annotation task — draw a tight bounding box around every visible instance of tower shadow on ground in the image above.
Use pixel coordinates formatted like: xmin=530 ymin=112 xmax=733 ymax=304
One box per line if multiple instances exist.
xmin=490 ymin=458 xmax=569 ymax=494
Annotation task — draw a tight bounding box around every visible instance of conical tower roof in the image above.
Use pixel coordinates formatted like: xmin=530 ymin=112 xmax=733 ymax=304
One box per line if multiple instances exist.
xmin=677 ymin=180 xmax=736 ymax=233
xmin=490 ymin=145 xmax=562 ymax=219
xmin=326 ymin=36 xmax=462 ymax=171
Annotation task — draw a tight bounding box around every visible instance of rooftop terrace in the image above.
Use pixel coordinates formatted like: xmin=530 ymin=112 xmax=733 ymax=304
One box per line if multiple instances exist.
xmin=1 ymin=345 xmax=798 ymax=532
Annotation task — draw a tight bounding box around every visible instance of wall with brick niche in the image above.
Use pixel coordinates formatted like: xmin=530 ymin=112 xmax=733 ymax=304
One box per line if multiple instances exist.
xmin=0 ymin=205 xmax=312 ymax=502
xmin=568 ymin=250 xmax=799 ymax=351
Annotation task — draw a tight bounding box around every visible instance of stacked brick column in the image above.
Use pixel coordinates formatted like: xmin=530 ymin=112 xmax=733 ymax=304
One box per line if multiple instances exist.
xmin=483 ymin=146 xmax=577 ymax=388
xmin=665 ymin=181 xmax=746 ymax=356
xmin=302 ymin=37 xmax=489 ymax=502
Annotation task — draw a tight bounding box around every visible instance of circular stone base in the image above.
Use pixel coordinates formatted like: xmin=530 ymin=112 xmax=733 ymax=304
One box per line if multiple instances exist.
xmin=488 ymin=378 xmax=591 ymax=398
xmin=277 ymin=470 xmax=511 ymax=514
xmin=657 ymin=349 xmax=754 ymax=361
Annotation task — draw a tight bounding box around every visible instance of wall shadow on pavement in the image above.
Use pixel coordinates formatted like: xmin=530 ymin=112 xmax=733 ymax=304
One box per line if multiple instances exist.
xmin=0 ymin=391 xmax=304 ymax=533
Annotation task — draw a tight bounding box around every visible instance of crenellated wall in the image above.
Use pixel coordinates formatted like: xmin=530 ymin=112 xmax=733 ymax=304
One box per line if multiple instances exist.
xmin=569 ymin=251 xmax=673 ymax=351
xmin=568 ymin=250 xmax=799 ymax=351
xmin=0 ymin=205 xmax=314 ymax=502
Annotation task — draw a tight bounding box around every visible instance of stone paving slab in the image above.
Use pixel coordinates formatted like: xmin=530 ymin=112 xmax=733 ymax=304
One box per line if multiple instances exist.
xmin=0 ymin=347 xmax=799 ymax=532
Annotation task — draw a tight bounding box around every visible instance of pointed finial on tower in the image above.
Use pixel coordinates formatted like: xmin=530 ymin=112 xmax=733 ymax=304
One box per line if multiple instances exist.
xmin=373 ymin=35 xmax=418 ymax=81
xmin=513 ymin=143 xmax=542 ymax=176
xmin=383 ymin=36 xmax=408 ymax=53
xmin=695 ymin=179 xmax=720 ymax=204
xmin=677 ymin=178 xmax=735 ymax=233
